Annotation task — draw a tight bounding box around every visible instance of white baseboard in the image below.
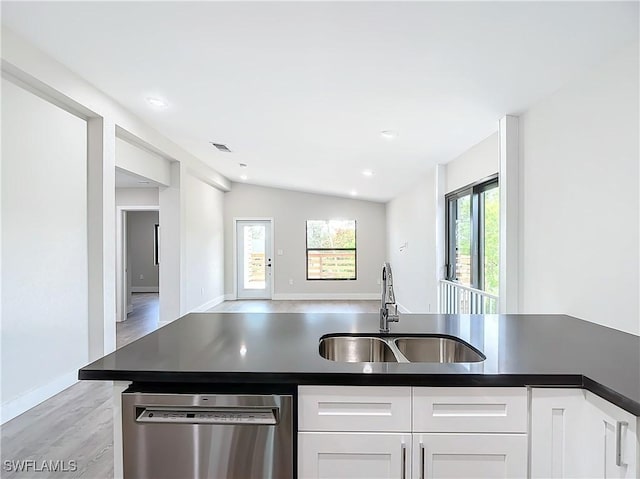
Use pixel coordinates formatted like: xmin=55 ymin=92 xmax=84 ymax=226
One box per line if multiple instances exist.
xmin=271 ymin=293 xmax=379 ymax=301
xmin=191 ymin=294 xmax=226 ymax=312
xmin=131 ymin=286 xmax=159 ymax=293
xmin=1 ymin=370 xmax=78 ymax=424
xmin=224 ymin=293 xmax=236 ymax=301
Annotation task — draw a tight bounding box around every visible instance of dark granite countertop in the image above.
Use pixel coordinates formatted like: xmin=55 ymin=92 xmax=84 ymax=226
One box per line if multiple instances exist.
xmin=79 ymin=313 xmax=640 ymax=415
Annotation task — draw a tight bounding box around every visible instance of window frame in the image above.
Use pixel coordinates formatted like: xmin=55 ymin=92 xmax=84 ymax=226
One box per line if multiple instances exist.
xmin=445 ymin=174 xmax=498 ymax=290
xmin=305 ymin=220 xmax=357 ymax=281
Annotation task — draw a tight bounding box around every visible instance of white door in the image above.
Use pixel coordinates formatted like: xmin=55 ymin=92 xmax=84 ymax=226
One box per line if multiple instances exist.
xmin=530 ymin=388 xmax=589 ymax=478
xmin=236 ymin=220 xmax=272 ymax=299
xmin=531 ymin=388 xmax=638 ymax=479
xmin=298 ymin=432 xmax=410 ymax=479
xmin=415 ymin=434 xmax=527 ymax=478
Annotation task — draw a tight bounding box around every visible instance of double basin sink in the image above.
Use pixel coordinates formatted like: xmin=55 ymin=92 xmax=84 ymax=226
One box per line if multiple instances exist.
xmin=319 ymin=334 xmax=485 ymax=363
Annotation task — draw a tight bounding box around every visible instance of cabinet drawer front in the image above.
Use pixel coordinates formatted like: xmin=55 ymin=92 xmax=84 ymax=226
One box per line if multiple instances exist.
xmin=413 ymin=387 xmax=527 ymax=433
xmin=299 ymin=386 xmax=412 ymax=432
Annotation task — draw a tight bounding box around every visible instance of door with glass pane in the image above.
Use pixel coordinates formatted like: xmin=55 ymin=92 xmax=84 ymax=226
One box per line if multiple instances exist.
xmin=236 ymin=220 xmax=272 ymax=299
xmin=445 ymin=176 xmax=499 ymax=293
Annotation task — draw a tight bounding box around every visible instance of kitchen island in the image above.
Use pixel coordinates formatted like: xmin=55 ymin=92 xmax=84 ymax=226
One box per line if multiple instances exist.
xmin=79 ymin=312 xmax=640 ymax=478
xmin=80 ymin=312 xmax=640 ymax=412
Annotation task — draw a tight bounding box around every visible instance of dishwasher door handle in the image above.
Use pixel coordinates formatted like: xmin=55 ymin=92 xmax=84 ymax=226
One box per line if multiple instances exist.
xmin=135 ymin=407 xmax=279 ymax=425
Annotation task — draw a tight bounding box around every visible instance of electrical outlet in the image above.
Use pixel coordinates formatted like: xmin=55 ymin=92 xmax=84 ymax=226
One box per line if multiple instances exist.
xmin=139 ymin=274 xmax=144 ymax=280
xmin=277 ymin=249 xmax=284 ymax=256
xmin=289 ymin=279 xmax=294 ymax=285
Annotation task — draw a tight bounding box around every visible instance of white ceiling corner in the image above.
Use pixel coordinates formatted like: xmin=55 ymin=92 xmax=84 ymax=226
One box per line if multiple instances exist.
xmin=2 ymin=1 xmax=637 ymax=201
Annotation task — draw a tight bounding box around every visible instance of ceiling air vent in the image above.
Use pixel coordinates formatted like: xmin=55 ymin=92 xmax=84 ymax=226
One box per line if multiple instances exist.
xmin=210 ymin=142 xmax=232 ymax=153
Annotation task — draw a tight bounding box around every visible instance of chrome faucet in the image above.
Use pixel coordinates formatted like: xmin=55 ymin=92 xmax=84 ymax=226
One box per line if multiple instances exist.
xmin=380 ymin=262 xmax=399 ymax=333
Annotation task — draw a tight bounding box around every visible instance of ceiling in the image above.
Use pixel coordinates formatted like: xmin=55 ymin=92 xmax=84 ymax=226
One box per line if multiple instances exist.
xmin=2 ymin=2 xmax=637 ymax=202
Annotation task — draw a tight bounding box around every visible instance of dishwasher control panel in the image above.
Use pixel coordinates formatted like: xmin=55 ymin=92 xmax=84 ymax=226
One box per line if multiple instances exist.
xmin=136 ymin=408 xmax=277 ymax=425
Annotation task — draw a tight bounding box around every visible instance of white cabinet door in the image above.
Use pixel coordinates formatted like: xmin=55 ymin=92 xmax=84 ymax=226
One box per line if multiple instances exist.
xmin=530 ymin=388 xmax=590 ymax=478
xmin=414 ymin=433 xmax=527 ymax=479
xmin=298 ymin=432 xmax=411 ymax=479
xmin=531 ymin=388 xmax=639 ymax=479
xmin=585 ymin=392 xmax=638 ymax=479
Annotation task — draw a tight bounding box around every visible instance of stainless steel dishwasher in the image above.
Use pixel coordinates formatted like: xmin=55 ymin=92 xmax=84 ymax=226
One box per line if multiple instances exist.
xmin=122 ymin=391 xmax=293 ymax=479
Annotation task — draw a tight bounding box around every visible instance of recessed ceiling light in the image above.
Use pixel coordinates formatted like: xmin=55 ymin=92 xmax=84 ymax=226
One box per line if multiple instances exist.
xmin=240 ymin=174 xmax=248 ymax=181
xmin=362 ymin=169 xmax=374 ymax=177
xmin=146 ymin=96 xmax=169 ymax=109
xmin=350 ymin=190 xmax=358 ymax=196
xmin=380 ymin=130 xmax=398 ymax=139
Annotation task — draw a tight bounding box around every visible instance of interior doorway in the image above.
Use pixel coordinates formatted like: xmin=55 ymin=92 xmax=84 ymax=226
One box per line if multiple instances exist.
xmin=116 ymin=207 xmax=160 ymax=322
xmin=235 ymin=219 xmax=273 ymax=299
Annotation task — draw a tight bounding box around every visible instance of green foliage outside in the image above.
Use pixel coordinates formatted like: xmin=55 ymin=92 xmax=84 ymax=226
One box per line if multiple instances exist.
xmin=453 ymin=188 xmax=499 ymax=295
xmin=307 ymin=220 xmax=356 ymax=248
xmin=456 ymin=196 xmax=471 ymax=254
xmin=306 ymin=220 xmax=356 ymax=280
xmin=483 ymin=188 xmax=500 ymax=295
xmin=455 ymin=196 xmax=472 ymax=286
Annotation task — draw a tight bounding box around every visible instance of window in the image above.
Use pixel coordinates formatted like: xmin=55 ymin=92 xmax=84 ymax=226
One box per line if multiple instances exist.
xmin=445 ymin=176 xmax=499 ymax=294
xmin=306 ymin=220 xmax=356 ymax=280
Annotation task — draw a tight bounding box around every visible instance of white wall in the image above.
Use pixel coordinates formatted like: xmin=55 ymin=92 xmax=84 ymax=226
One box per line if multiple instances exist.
xmin=224 ymin=183 xmax=386 ymax=299
xmin=183 ymin=173 xmax=225 ymax=311
xmin=158 ymin=163 xmax=182 ymax=323
xmin=386 ymin=132 xmax=499 ymax=313
xmin=127 ymin=211 xmax=159 ymax=290
xmin=386 ymin=169 xmax=439 ymax=312
xmin=1 ymin=78 xmax=88 ymax=422
xmin=115 ymin=137 xmax=171 ymax=187
xmin=115 ymin=187 xmax=159 ymax=206
xmin=446 ymin=132 xmax=499 ymax=193
xmin=519 ymin=40 xmax=639 ymax=335
xmin=2 ymin=26 xmax=230 ymax=336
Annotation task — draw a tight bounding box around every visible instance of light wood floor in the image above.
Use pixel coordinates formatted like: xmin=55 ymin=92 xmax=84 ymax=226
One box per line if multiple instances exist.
xmin=116 ymin=293 xmax=160 ymax=349
xmin=0 ymin=298 xmax=375 ymax=478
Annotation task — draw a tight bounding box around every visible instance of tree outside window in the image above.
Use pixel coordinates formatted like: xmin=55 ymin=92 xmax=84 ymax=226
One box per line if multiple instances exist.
xmin=446 ymin=177 xmax=499 ymax=295
xmin=306 ymin=220 xmax=356 ymax=280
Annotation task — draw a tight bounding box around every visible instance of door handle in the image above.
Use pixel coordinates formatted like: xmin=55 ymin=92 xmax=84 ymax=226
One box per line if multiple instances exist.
xmin=400 ymin=443 xmax=407 ymax=479
xmin=420 ymin=442 xmax=425 ymax=479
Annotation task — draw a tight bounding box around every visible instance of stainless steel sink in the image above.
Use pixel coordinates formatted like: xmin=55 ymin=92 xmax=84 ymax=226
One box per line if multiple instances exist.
xmin=319 ymin=336 xmax=398 ymax=362
xmin=319 ymin=334 xmax=485 ymax=363
xmin=393 ymin=336 xmax=485 ymax=363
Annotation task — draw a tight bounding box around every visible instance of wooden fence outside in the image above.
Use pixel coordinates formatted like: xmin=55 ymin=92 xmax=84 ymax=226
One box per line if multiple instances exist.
xmin=307 ymin=250 xmax=355 ymax=279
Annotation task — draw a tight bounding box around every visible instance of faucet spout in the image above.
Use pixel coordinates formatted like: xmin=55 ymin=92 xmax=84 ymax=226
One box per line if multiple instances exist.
xmin=380 ymin=262 xmax=400 ymax=333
